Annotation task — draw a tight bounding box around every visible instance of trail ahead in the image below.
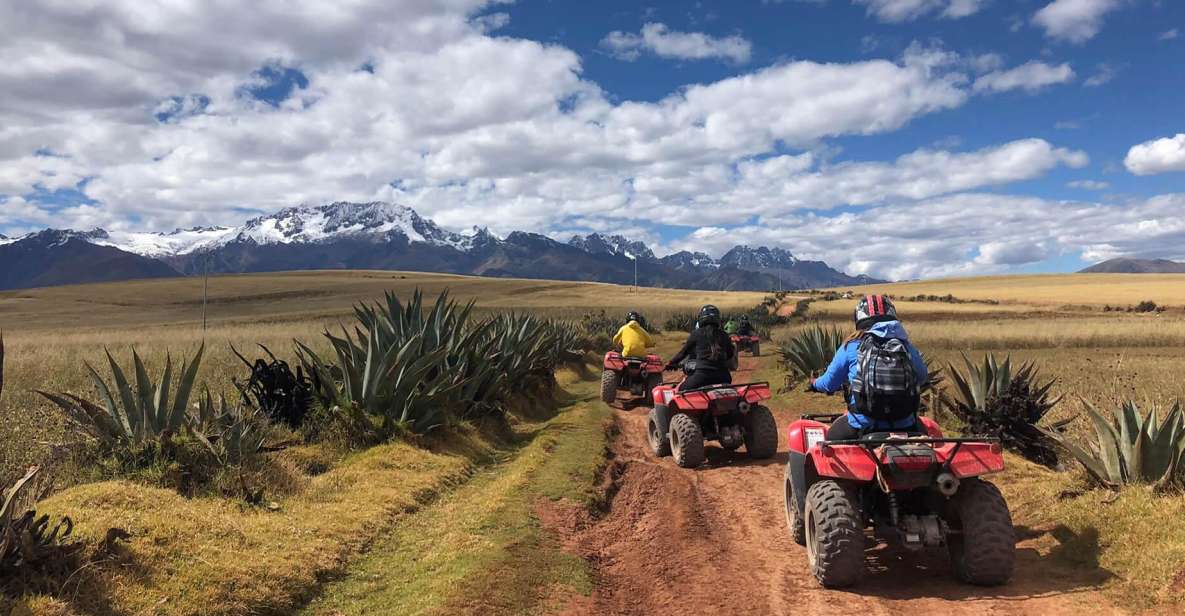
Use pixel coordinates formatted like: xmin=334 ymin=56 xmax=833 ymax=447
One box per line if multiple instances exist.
xmin=552 ymin=355 xmax=1125 ymax=616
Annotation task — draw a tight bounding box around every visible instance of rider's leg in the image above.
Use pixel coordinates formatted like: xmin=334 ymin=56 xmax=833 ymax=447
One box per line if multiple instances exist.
xmin=826 ymin=414 xmax=861 ymax=441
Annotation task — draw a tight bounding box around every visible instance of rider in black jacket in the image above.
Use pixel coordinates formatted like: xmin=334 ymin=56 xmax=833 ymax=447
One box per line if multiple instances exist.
xmin=666 ymin=305 xmax=736 ymax=391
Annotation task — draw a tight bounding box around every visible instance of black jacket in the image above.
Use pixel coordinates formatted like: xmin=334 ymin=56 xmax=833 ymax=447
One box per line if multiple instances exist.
xmin=669 ymin=325 xmax=736 ymax=372
xmin=736 ymin=322 xmax=755 ymax=336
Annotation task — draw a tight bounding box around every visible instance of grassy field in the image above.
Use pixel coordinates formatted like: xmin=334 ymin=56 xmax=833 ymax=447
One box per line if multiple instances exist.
xmin=3 ymin=270 xmax=1185 ymax=612
xmin=843 ymin=273 xmax=1185 ymax=307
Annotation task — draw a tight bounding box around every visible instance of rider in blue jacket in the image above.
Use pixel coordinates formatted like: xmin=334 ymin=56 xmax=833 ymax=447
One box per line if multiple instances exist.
xmin=809 ymin=295 xmax=928 ymax=441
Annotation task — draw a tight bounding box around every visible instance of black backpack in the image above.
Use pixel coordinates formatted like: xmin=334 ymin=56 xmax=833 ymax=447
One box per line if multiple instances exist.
xmin=850 ymin=334 xmax=920 ymax=421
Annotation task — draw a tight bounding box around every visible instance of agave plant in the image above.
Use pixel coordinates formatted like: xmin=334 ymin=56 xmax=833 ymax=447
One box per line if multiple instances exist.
xmin=663 ymin=311 xmax=699 ymax=333
xmin=1042 ymin=400 xmax=1185 ymax=490
xmin=946 ymin=353 xmax=1068 ymax=468
xmin=37 ymin=345 xmax=205 ymax=449
xmin=1 ymin=466 xmax=82 ymax=592
xmin=232 ymin=345 xmax=312 ymax=428
xmin=778 ymin=325 xmax=845 ymax=384
xmin=189 ymin=390 xmax=267 ymax=466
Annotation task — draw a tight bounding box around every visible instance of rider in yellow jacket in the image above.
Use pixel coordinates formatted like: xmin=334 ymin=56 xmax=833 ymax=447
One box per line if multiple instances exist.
xmin=613 ymin=312 xmax=654 ymax=358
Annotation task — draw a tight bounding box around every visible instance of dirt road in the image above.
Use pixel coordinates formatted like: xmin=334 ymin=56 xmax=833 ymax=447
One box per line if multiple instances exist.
xmin=555 ymin=356 xmax=1124 ymax=616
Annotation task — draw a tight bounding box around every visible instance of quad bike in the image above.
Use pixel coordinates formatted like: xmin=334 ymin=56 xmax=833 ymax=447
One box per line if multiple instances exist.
xmin=600 ymin=351 xmax=664 ymax=405
xmin=783 ymin=412 xmax=1014 ymax=588
xmin=647 ymin=379 xmax=778 ymax=468
xmin=730 ymin=333 xmax=761 ymax=357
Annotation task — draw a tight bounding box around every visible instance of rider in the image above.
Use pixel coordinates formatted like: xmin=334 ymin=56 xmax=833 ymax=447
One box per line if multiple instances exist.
xmin=807 ymin=295 xmax=928 ymax=441
xmin=723 ymin=317 xmax=739 ymax=334
xmin=612 ymin=311 xmax=654 ymax=358
xmin=735 ymin=315 xmax=756 ymax=337
xmin=665 ymin=305 xmax=736 ymax=391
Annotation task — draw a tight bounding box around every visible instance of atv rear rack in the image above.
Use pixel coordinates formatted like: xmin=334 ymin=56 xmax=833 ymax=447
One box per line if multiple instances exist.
xmin=676 ymin=381 xmax=770 ymax=394
xmin=822 ymin=437 xmax=1000 ymax=446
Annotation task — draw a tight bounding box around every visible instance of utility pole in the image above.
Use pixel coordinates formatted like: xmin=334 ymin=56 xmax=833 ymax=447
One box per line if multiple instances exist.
xmin=201 ymin=253 xmax=209 ymax=334
xmin=633 ymin=257 xmax=638 ymax=294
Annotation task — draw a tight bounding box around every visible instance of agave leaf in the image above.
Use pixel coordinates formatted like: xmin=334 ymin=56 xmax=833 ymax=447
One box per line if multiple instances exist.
xmin=105 ymin=349 xmax=141 ymax=440
xmin=154 ymin=354 xmax=174 ymax=430
xmin=169 ymin=343 xmax=205 ymax=432
xmin=1146 ymin=404 xmax=1184 ymax=481
xmin=1081 ymin=399 xmax=1124 ymax=484
xmin=132 ymin=349 xmax=157 ymax=434
xmin=85 ymin=361 xmax=130 ymax=437
xmin=1040 ymin=426 xmax=1119 ymax=489
xmin=1 ymin=466 xmax=39 ymax=524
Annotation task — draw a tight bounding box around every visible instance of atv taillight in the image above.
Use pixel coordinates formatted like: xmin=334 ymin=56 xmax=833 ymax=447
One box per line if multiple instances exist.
xmin=891 ymin=456 xmax=935 ymax=472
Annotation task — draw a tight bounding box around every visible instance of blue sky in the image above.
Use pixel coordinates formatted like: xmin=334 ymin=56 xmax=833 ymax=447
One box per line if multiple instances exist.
xmin=1 ymin=0 xmax=1184 ymax=279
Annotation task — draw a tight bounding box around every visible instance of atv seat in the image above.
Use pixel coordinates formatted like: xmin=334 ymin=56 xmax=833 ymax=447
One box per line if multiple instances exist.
xmin=623 ymin=356 xmax=648 ymax=361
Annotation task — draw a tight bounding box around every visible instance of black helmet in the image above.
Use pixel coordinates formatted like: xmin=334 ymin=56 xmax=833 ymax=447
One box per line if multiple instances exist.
xmin=854 ymin=294 xmax=898 ymax=330
xmin=698 ymin=304 xmax=721 ymax=327
xmin=626 ymin=311 xmax=642 ymax=323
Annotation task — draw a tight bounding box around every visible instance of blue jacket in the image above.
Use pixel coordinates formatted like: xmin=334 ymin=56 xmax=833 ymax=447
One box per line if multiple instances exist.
xmin=812 ymin=321 xmax=929 ymax=430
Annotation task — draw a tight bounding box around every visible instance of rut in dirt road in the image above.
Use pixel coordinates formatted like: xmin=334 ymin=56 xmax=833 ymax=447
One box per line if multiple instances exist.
xmin=558 ymin=356 xmax=1126 ymax=616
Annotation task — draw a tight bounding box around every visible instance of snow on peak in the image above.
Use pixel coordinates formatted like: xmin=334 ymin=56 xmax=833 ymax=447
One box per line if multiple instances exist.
xmin=568 ymin=233 xmax=656 ymax=261
xmin=720 ymin=245 xmax=798 ymax=269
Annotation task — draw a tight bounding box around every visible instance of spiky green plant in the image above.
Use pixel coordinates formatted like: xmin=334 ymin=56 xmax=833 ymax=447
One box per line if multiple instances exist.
xmin=297 ymin=290 xmax=576 ymax=438
xmin=778 ymin=325 xmax=845 ymax=384
xmin=1042 ymin=400 xmax=1185 ymax=490
xmin=189 ymin=390 xmax=267 ymax=467
xmin=946 ymin=353 xmax=1068 ymax=468
xmin=663 ymin=311 xmax=698 ymax=333
xmin=37 ymin=345 xmax=205 ymax=449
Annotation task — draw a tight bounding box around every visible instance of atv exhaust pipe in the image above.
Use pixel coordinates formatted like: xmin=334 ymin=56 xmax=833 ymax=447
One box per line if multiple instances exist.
xmin=936 ymin=473 xmax=960 ymax=497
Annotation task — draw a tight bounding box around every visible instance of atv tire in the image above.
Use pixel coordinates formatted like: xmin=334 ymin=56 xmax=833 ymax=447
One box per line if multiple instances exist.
xmin=743 ymin=405 xmax=778 ymax=459
xmin=600 ymin=369 xmax=617 ymax=404
xmin=948 ymin=478 xmax=1015 ymax=586
xmin=752 ymin=341 xmax=761 ymax=357
xmin=784 ymin=462 xmax=806 ymax=545
xmin=669 ymin=413 xmax=706 ymax=468
xmin=648 ymin=406 xmax=672 ymax=457
xmin=805 ymin=480 xmax=864 ymax=588
xmin=644 ymin=374 xmax=663 ymax=404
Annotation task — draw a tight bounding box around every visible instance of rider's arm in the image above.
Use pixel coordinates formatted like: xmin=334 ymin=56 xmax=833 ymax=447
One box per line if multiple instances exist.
xmin=908 ymin=343 xmax=929 ymax=387
xmin=641 ymin=327 xmax=654 ymax=348
xmin=612 ymin=325 xmax=625 ymax=349
xmin=668 ymin=333 xmax=695 ymax=366
xmin=812 ymin=343 xmax=853 ymax=394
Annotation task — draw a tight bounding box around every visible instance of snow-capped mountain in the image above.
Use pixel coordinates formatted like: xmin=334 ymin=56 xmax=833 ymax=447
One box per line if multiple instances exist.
xmin=659 ymin=250 xmax=720 ymax=271
xmin=568 ymin=233 xmax=656 ymax=261
xmin=0 ymin=201 xmax=882 ymax=291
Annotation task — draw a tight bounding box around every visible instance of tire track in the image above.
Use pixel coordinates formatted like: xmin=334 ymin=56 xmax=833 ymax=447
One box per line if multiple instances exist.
xmin=556 ymin=355 xmax=1126 ymax=615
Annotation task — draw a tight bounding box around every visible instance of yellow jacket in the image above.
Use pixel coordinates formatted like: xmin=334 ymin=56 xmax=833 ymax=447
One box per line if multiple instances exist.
xmin=613 ymin=321 xmax=654 ymax=358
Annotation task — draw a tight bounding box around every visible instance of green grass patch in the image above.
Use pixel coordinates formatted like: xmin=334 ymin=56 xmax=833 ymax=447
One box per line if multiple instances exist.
xmin=303 ymin=380 xmax=612 ymax=616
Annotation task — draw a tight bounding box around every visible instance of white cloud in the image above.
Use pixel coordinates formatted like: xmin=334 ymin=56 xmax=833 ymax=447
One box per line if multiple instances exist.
xmin=1125 ymin=134 xmax=1185 ymax=176
xmin=973 ymin=61 xmax=1075 ymax=93
xmin=601 ymin=23 xmax=752 ymax=64
xmin=854 ymin=0 xmax=988 ymax=22
xmin=1067 ymin=180 xmax=1110 ymax=190
xmin=1083 ymin=63 xmax=1118 ymax=87
xmin=1032 ymin=0 xmax=1121 ymax=43
xmin=1161 ymin=29 xmax=1180 ymax=41
xmin=669 ymin=193 xmax=1185 ymax=280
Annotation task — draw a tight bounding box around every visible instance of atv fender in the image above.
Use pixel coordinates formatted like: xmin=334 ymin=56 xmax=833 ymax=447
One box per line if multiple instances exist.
xmin=808 ymin=445 xmax=878 ymax=482
xmin=603 ymin=352 xmax=627 ymax=371
xmin=788 ymin=450 xmax=812 ymax=518
xmin=786 ymin=419 xmax=829 ymax=454
xmin=920 ymin=416 xmax=943 ymax=437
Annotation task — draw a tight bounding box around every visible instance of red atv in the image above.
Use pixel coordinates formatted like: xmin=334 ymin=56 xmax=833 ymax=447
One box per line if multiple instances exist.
xmin=783 ymin=412 xmax=1014 ymax=588
xmin=600 ymin=351 xmax=664 ymax=405
xmin=730 ymin=333 xmax=761 ymax=357
xmin=647 ymin=381 xmax=778 ymax=468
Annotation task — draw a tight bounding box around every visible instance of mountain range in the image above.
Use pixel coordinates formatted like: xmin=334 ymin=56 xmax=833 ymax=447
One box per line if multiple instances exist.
xmin=0 ymin=202 xmax=881 ymax=291
xmin=1079 ymin=257 xmax=1185 ymax=274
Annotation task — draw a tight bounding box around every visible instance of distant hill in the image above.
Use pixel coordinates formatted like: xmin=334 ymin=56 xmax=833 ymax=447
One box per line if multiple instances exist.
xmin=0 ymin=202 xmax=882 ymax=291
xmin=1079 ymin=258 xmax=1185 ymax=274
xmin=0 ymin=230 xmax=180 ymax=290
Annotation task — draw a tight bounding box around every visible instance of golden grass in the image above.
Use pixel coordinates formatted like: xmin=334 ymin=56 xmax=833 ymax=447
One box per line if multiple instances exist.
xmin=841 ymin=273 xmax=1185 ymax=307
xmin=304 ymin=380 xmax=611 ymax=616
xmin=0 ymin=270 xmax=766 ymax=333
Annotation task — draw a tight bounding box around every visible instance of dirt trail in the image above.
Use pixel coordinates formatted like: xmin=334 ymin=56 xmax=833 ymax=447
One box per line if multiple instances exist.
xmin=555 ymin=356 xmax=1125 ymax=616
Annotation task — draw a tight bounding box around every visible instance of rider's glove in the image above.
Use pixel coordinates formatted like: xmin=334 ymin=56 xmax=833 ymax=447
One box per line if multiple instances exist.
xmin=663 ymin=362 xmax=677 ymax=372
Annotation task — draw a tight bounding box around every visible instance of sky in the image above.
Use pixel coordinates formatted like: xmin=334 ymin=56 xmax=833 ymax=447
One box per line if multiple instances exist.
xmin=1 ymin=0 xmax=1184 ymax=280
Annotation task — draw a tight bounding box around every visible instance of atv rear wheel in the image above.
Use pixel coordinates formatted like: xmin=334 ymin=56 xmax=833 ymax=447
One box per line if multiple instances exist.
xmin=669 ymin=413 xmax=705 ymax=468
xmin=644 ymin=374 xmax=663 ymax=404
xmin=784 ymin=462 xmax=805 ymax=545
xmin=752 ymin=341 xmax=761 ymax=357
xmin=743 ymin=405 xmax=778 ymax=459
xmin=647 ymin=406 xmax=672 ymax=457
xmin=947 ymin=478 xmax=1015 ymax=586
xmin=805 ymin=480 xmax=864 ymax=588
xmin=600 ymin=369 xmax=617 ymax=404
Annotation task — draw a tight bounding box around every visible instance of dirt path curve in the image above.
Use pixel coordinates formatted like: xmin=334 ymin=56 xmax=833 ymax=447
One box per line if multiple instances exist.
xmin=556 ymin=355 xmax=1125 ymax=616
